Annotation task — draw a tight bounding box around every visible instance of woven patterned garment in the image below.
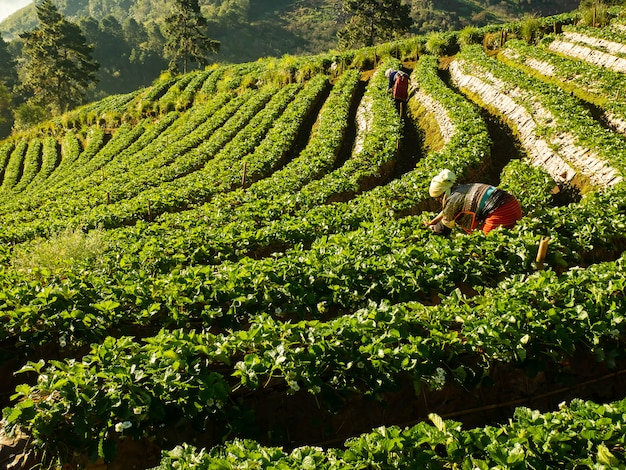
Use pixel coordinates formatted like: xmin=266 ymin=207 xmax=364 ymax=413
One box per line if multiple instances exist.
xmin=441 ymin=183 xmax=517 ymax=232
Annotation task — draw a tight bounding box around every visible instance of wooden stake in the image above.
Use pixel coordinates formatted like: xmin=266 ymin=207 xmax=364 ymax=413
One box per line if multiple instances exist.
xmin=536 ymin=236 xmax=550 ymax=270
xmin=593 ymin=6 xmax=597 ymax=27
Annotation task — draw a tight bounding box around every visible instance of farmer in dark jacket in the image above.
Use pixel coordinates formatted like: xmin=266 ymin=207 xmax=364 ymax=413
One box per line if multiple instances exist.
xmin=385 ymin=68 xmax=400 ymax=90
xmin=385 ymin=68 xmax=409 ymax=111
xmin=424 ymin=169 xmax=522 ymax=235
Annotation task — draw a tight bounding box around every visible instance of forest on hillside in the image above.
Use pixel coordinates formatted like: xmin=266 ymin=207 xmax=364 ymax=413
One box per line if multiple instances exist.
xmin=0 ymin=0 xmax=583 ymax=96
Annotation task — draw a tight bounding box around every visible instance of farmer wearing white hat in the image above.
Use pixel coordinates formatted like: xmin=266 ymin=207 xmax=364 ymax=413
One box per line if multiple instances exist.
xmin=424 ymin=169 xmax=522 ymax=235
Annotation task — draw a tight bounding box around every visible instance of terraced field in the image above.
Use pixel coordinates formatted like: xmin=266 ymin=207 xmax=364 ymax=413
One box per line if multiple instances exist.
xmin=1 ymin=7 xmax=626 ymax=469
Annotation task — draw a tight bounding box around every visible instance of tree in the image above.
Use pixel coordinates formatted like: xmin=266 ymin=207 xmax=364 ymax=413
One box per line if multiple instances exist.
xmin=127 ymin=21 xmax=168 ymax=85
xmin=0 ymin=32 xmax=18 ymax=89
xmin=0 ymin=32 xmax=18 ymax=136
xmin=163 ymin=0 xmax=220 ymax=74
xmin=19 ymin=0 xmax=99 ymax=115
xmin=79 ymin=15 xmax=134 ymax=97
xmin=337 ymin=0 xmax=412 ymax=49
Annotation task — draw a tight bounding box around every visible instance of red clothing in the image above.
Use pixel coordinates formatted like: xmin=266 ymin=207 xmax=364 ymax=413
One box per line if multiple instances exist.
xmin=480 ymin=198 xmax=523 ymax=233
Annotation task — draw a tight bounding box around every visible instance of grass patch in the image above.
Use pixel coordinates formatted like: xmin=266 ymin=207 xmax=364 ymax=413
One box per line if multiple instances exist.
xmin=11 ymin=227 xmax=108 ymax=273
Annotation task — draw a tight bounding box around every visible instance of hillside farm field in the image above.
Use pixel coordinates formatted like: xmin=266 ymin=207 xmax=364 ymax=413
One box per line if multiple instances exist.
xmin=2 ymin=8 xmax=626 ymax=469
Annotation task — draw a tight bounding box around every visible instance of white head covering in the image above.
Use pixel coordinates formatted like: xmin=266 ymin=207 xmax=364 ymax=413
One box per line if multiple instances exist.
xmin=429 ymin=169 xmax=456 ymax=197
xmin=385 ymin=68 xmax=393 ymax=78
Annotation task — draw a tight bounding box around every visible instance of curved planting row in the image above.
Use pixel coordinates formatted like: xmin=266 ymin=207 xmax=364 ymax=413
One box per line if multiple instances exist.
xmin=450 ymin=44 xmax=625 ymax=188
xmin=550 ymin=24 xmax=626 ymax=66
xmin=77 ymin=78 xmax=324 ymax=229
xmin=100 ymin=54 xmax=490 ymax=276
xmin=0 ymin=140 xmax=28 ymax=192
xmin=5 ymin=174 xmax=626 ymax=353
xmin=152 ymin=396 xmax=626 ymax=469
xmin=499 ymin=38 xmax=626 ymax=134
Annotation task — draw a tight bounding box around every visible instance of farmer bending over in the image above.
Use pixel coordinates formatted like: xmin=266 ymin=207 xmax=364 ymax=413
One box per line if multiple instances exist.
xmin=424 ymin=169 xmax=522 ymax=235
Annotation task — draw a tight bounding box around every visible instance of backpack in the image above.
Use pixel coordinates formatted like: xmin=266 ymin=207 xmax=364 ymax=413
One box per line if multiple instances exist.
xmin=392 ymin=71 xmax=409 ymax=102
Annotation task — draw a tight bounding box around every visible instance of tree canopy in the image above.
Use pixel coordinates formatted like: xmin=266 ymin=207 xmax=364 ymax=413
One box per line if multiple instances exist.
xmin=163 ymin=0 xmax=220 ymax=74
xmin=337 ymin=0 xmax=412 ymax=49
xmin=0 ymin=32 xmax=18 ymax=88
xmin=19 ymin=0 xmax=99 ymax=115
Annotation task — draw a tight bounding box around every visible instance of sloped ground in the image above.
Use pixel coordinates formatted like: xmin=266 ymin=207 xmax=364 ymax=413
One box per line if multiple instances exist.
xmin=2 ymin=14 xmax=626 ymax=469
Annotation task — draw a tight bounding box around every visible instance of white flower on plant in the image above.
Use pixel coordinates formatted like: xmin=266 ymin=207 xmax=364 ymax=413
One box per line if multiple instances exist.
xmin=114 ymin=421 xmax=132 ymax=432
xmin=431 ymin=367 xmax=446 ymax=390
xmin=288 ymin=381 xmax=300 ymax=392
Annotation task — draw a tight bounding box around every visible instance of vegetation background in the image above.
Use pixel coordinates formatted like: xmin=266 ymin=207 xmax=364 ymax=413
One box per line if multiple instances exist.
xmin=1 ymin=0 xmax=580 ymax=101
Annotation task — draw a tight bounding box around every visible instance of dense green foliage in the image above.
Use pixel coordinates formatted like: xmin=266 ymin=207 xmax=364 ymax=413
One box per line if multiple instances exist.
xmin=18 ymin=0 xmax=98 ymax=118
xmin=163 ymin=0 xmax=220 ymax=74
xmin=154 ymin=397 xmax=626 ymax=469
xmin=1 ymin=4 xmax=626 ymax=470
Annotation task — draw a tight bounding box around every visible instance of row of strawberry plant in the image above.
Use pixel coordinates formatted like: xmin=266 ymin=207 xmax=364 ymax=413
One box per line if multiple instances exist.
xmin=0 ymin=122 xmax=143 ymax=217
xmin=9 ymin=138 xmax=42 ymax=193
xmin=25 ymin=137 xmax=61 ymax=191
xmin=5 ymin=249 xmax=626 ymax=464
xmin=0 ymin=70 xmax=358 ymax=360
xmin=0 ymin=141 xmax=13 ymax=179
xmin=0 ymin=76 xmax=313 ymax=239
xmin=499 ymin=159 xmax=557 ymax=214
xmin=101 ymin=68 xmax=362 ymax=272
xmin=500 ymin=38 xmax=626 ymax=127
xmin=548 ymin=27 xmax=626 ymax=74
xmin=84 ymin=92 xmax=238 ymax=198
xmin=560 ymin=24 xmax=626 ymax=55
xmin=0 ymin=121 xmax=148 ymax=226
xmin=4 ymin=178 xmax=626 ymax=355
xmin=109 ymin=59 xmax=402 ymax=269
xmin=2 ymin=54 xmax=620 ymax=352
xmin=175 ymin=68 xmax=221 ymax=110
xmin=153 ymin=397 xmax=626 ymax=469
xmin=56 ymin=89 xmax=140 ymax=130
xmin=75 ymin=77 xmax=325 ymax=229
xmin=156 ymin=71 xmax=202 ymax=111
xmin=0 ymin=90 xmax=260 ymax=240
xmin=0 ymin=58 xmax=496 ymax=355
xmin=32 ymin=129 xmax=82 ymax=190
xmin=453 ymin=44 xmax=626 ymax=187
xmin=0 ymin=139 xmax=28 ymax=192
xmin=1 ymin=92 xmax=239 ymax=223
